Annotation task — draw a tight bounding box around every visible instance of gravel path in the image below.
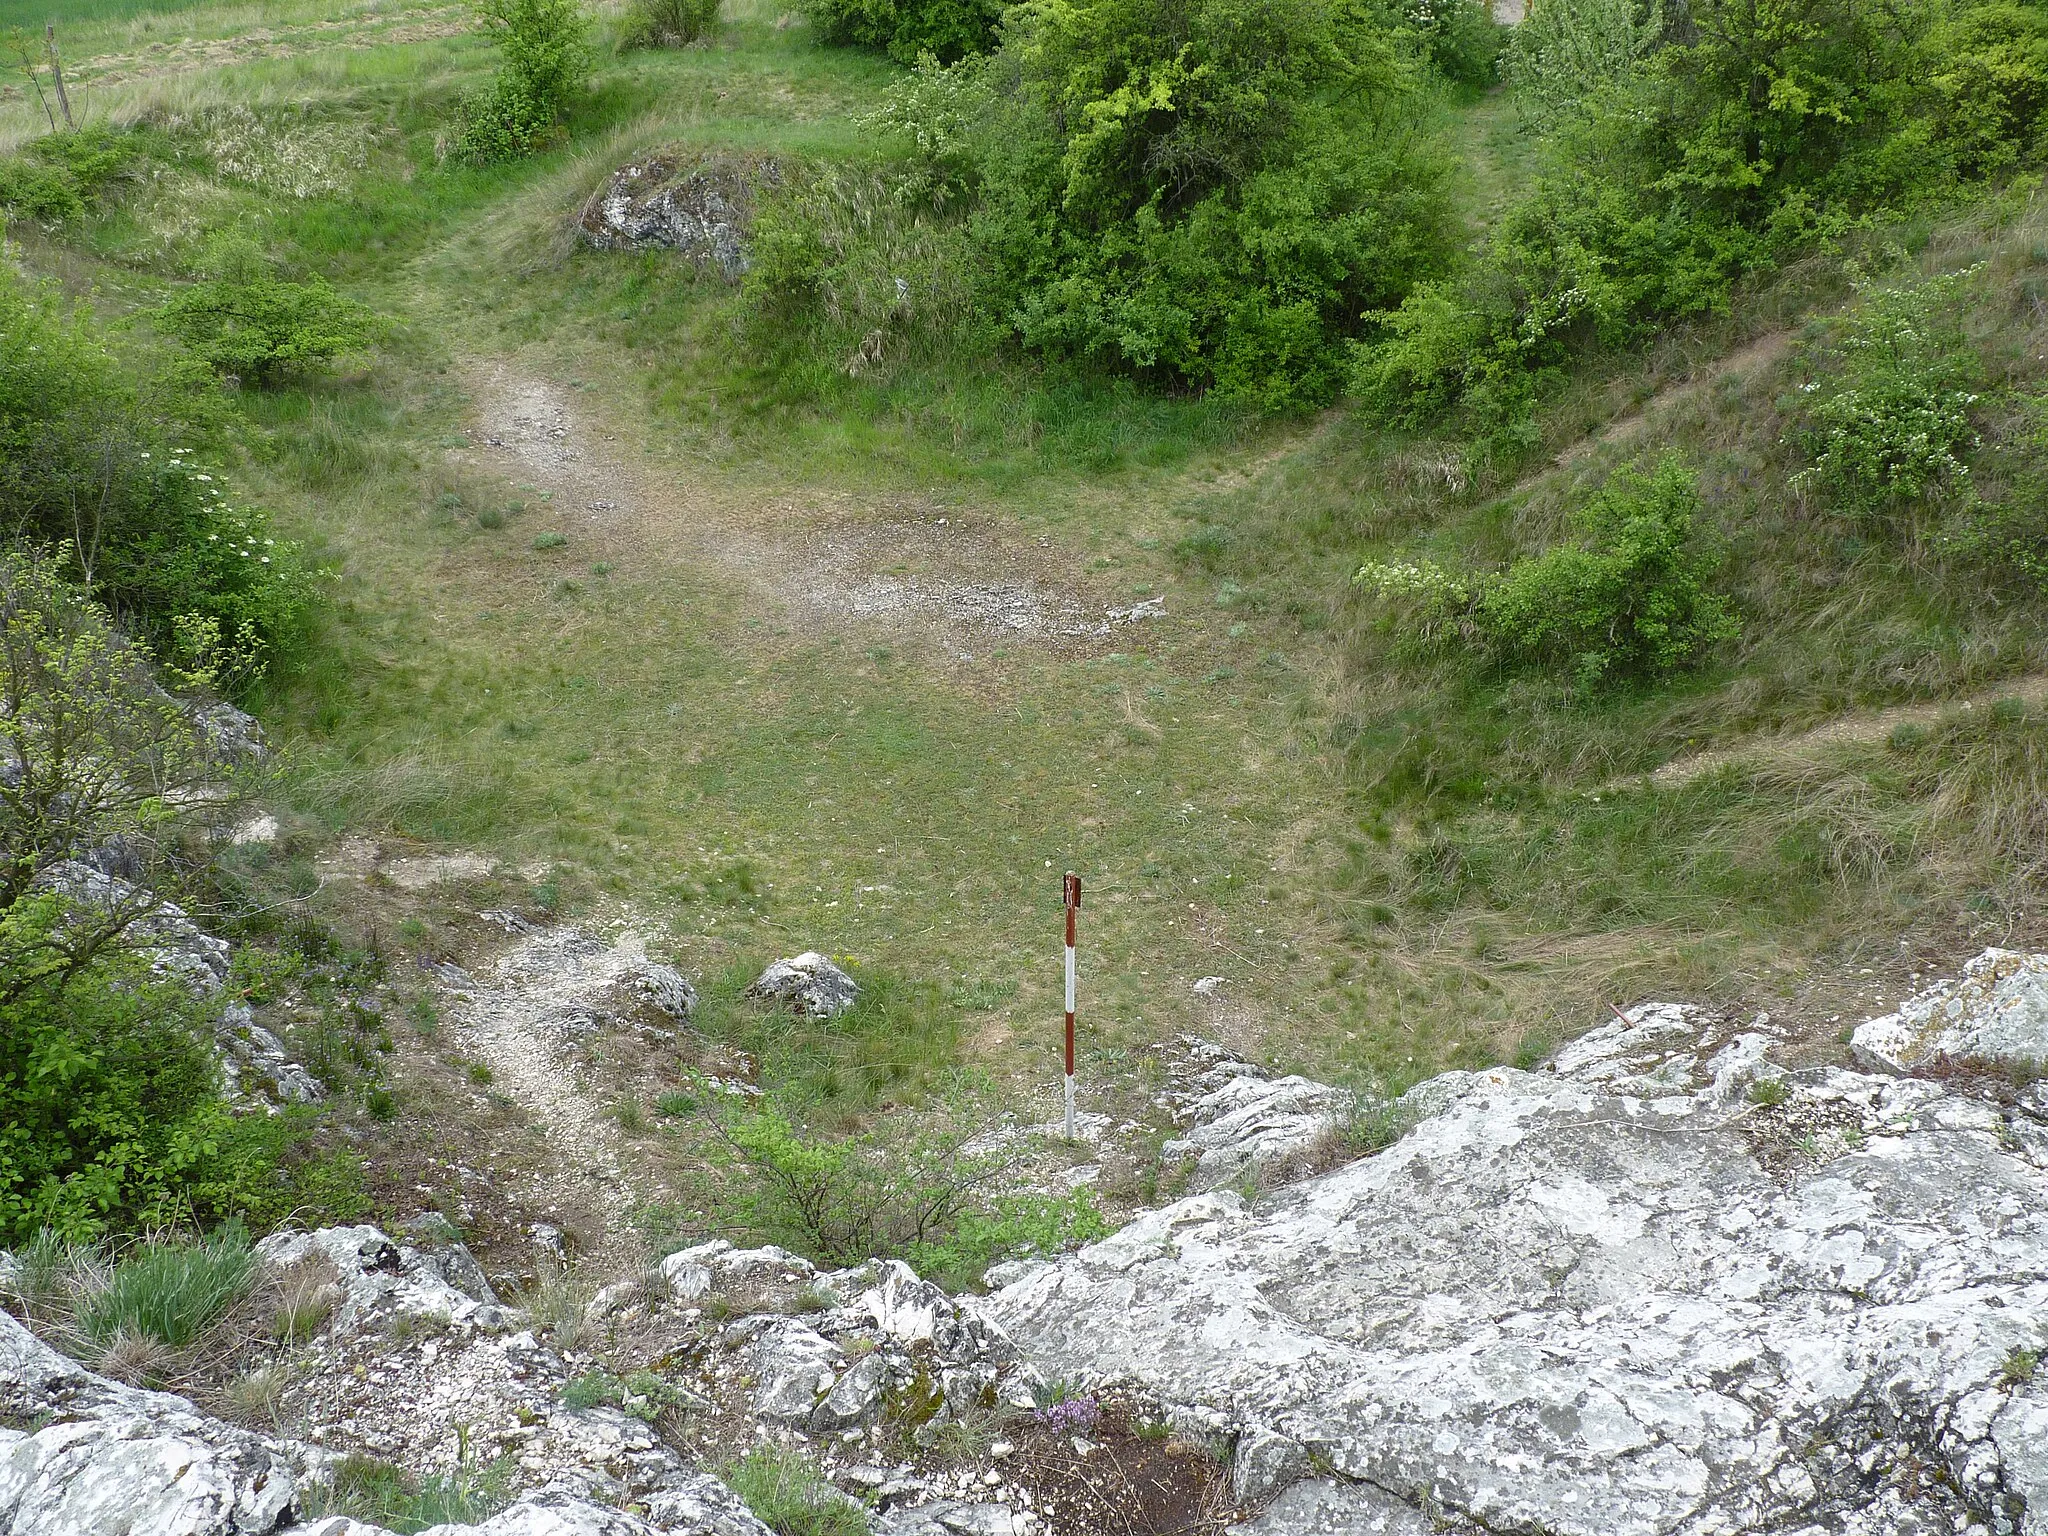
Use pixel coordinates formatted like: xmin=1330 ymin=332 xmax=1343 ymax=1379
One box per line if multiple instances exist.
xmin=430 ymin=923 xmax=658 ymax=1264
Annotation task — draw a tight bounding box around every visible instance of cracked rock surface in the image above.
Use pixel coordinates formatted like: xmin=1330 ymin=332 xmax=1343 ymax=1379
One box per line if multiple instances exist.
xmin=982 ymin=1001 xmax=2048 ymax=1535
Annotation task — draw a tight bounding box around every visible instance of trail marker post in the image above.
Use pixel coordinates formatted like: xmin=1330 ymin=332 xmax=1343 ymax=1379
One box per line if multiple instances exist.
xmin=1063 ymin=872 xmax=1081 ymax=1142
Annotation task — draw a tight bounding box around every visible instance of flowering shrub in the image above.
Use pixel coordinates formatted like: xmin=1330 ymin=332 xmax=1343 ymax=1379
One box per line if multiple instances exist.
xmin=1794 ymin=267 xmax=1983 ymax=518
xmin=2 ymin=266 xmax=314 ymax=686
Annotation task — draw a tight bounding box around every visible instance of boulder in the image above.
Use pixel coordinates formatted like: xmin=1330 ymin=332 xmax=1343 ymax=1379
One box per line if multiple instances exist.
xmin=1160 ymin=1050 xmax=1355 ymax=1191
xmin=1853 ymin=948 xmax=2048 ymax=1073
xmin=979 ymin=1006 xmax=2048 ymax=1536
xmin=218 ymin=1001 xmax=325 ymax=1107
xmin=576 ymin=154 xmax=778 ymax=279
xmin=37 ymin=859 xmax=231 ymax=994
xmin=192 ymin=700 xmax=269 ymax=764
xmin=398 ymin=1213 xmax=499 ymax=1305
xmin=627 ymin=961 xmax=698 ymax=1021
xmin=746 ymin=953 xmax=859 ymax=1018
xmin=0 ymin=1309 xmax=295 ymax=1536
xmin=256 ymin=1226 xmax=508 ymax=1332
xmin=744 ymin=1318 xmax=842 ymax=1424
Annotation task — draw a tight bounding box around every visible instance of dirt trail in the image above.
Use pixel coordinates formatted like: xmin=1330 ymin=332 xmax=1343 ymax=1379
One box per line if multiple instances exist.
xmin=459 ymin=365 xmax=1169 ymax=654
xmin=427 ymin=920 xmax=663 ymax=1266
xmin=1538 ymin=332 xmax=1793 ymax=483
xmin=1638 ymin=673 xmax=2048 ymax=788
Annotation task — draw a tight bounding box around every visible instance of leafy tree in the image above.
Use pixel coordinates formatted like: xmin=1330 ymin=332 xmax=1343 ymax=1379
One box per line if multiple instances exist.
xmin=880 ymin=0 xmax=1457 ymax=410
xmin=0 ymin=550 xmax=220 ymax=998
xmin=459 ymin=0 xmax=592 ymax=162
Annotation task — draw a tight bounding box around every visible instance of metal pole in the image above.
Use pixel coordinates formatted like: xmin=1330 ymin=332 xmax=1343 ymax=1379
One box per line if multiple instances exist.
xmin=1063 ymin=872 xmax=1080 ymax=1141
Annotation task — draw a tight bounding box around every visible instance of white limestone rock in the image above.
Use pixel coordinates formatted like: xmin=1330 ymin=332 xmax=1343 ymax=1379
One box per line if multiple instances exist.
xmin=1158 ymin=1038 xmax=1356 ymax=1191
xmin=980 ymin=1024 xmax=2048 ymax=1535
xmin=627 ymin=961 xmax=698 ymax=1021
xmin=746 ymin=953 xmax=858 ymax=1018
xmin=0 ymin=1309 xmax=295 ymax=1536
xmin=1853 ymin=949 xmax=2048 ymax=1073
xmin=256 ymin=1226 xmax=509 ymax=1333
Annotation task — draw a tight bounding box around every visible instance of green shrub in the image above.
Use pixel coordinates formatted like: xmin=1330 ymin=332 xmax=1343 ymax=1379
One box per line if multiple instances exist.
xmin=0 ymin=273 xmax=314 ymax=680
xmin=0 ymin=127 xmax=138 ymax=224
xmin=1357 ymin=455 xmax=1738 ymax=687
xmin=801 ymin=0 xmax=1001 ymax=64
xmin=675 ymin=1088 xmax=1104 ymax=1283
xmin=0 ymin=946 xmax=250 ymax=1243
xmin=877 ymin=0 xmax=1457 ymax=410
xmin=76 ymin=1224 xmax=258 ymax=1349
xmin=724 ymin=1446 xmax=869 ymax=1536
xmin=1795 ymin=266 xmax=1983 ymax=520
xmin=458 ymin=0 xmax=591 ymax=163
xmin=1502 ymin=0 xmax=1655 ymax=122
xmin=1364 ymin=0 xmax=2048 ymax=432
xmin=1397 ymin=0 xmax=1504 ymax=86
xmin=156 ymin=245 xmax=379 ymax=387
xmin=619 ymin=0 xmax=719 ymax=47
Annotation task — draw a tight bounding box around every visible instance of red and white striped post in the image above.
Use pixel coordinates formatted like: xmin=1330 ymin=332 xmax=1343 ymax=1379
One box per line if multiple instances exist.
xmin=1063 ymin=871 xmax=1081 ymax=1141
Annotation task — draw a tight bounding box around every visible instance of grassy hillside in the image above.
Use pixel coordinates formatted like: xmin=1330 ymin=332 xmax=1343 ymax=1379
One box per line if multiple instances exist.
xmin=5 ymin=0 xmax=2044 ymax=1130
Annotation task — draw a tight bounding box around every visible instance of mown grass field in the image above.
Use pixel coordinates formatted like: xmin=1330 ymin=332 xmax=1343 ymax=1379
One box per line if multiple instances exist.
xmin=10 ymin=0 xmax=2048 ymax=1114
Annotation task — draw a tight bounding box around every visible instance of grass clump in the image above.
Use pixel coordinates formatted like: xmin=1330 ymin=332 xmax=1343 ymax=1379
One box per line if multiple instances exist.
xmin=76 ymin=1224 xmax=259 ymax=1351
xmin=300 ymin=1450 xmax=515 ymax=1533
xmin=1747 ymin=1076 xmax=1790 ymax=1108
xmin=724 ymin=1445 xmax=868 ymax=1536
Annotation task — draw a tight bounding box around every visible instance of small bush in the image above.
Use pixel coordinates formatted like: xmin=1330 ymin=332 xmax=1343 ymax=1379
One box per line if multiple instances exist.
xmin=459 ymin=0 xmax=591 ymax=163
xmin=532 ymin=531 xmax=568 ymax=549
xmin=674 ymin=1085 xmax=1104 ymax=1284
xmin=301 ymin=1451 xmax=515 ymax=1532
xmin=0 ymin=127 xmax=138 ymax=223
xmin=1747 ymin=1076 xmax=1790 ymax=1107
xmin=157 ymin=247 xmax=379 ymax=388
xmin=619 ymin=0 xmax=718 ymax=48
xmin=724 ymin=1445 xmax=869 ymax=1536
xmin=76 ymin=1225 xmax=258 ymax=1350
xmin=1357 ymin=455 xmax=1738 ymax=688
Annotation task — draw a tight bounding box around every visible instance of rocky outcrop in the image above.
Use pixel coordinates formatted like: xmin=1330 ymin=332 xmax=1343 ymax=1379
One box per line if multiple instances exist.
xmin=0 ymin=1310 xmax=296 ymax=1536
xmin=219 ymin=1001 xmax=325 ymax=1108
xmin=1158 ymin=1037 xmax=1355 ymax=1191
xmin=1853 ymin=948 xmax=2048 ymax=1073
xmin=746 ymin=952 xmax=858 ymax=1018
xmin=577 ymin=155 xmax=777 ymax=279
xmin=981 ymin=1001 xmax=2048 ymax=1535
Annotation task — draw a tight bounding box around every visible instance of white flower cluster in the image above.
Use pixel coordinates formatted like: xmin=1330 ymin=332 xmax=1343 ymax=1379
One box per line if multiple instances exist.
xmin=170 ymin=451 xmax=288 ymax=569
xmin=1355 ymin=558 xmax=1472 ymax=606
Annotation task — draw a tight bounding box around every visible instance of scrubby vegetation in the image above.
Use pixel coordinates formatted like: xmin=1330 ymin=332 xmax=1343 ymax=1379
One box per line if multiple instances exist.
xmin=5 ymin=0 xmax=2048 ymax=1347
